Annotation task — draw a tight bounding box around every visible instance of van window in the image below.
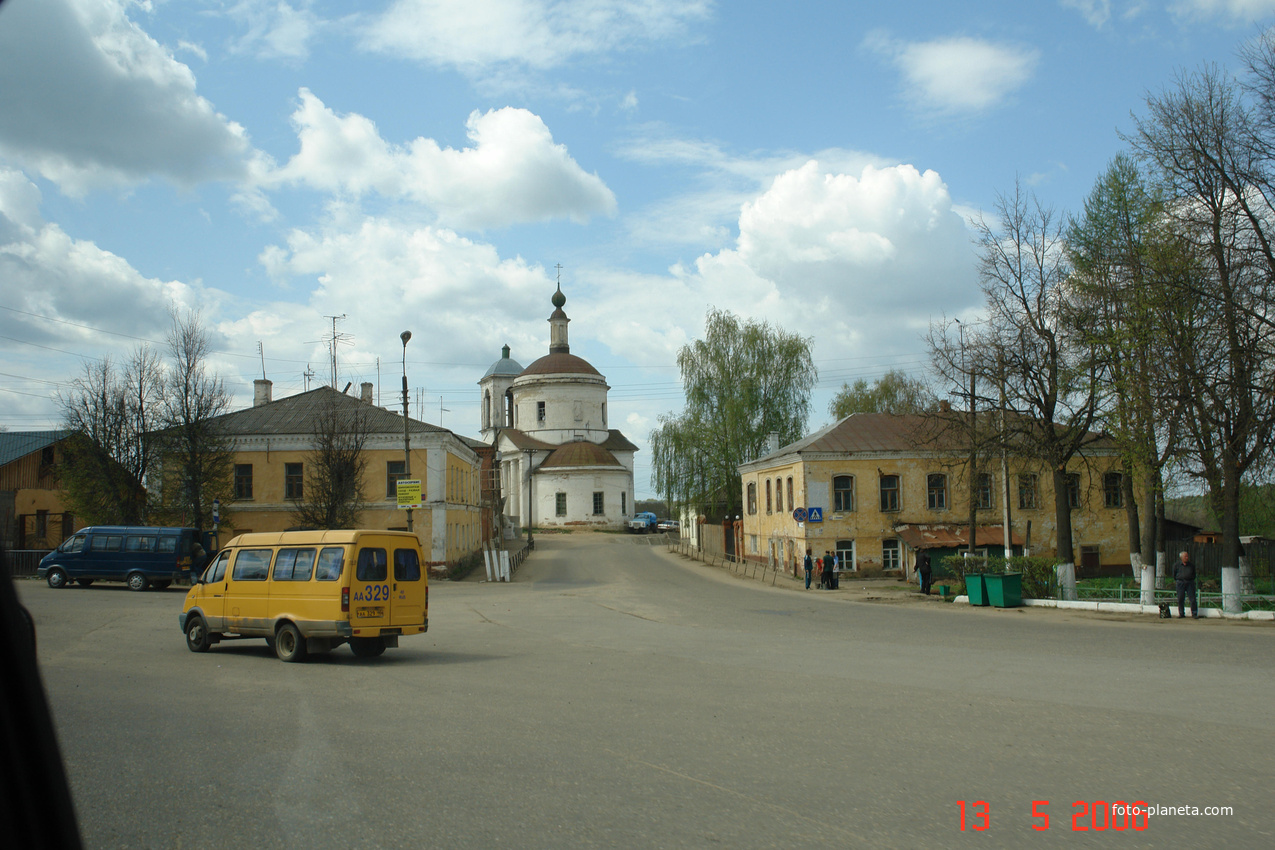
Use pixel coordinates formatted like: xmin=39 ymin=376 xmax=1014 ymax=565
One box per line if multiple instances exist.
xmin=394 ymin=548 xmax=421 ymax=581
xmin=232 ymin=549 xmax=272 ymax=581
xmin=315 ymin=548 xmax=343 ymax=581
xmin=356 ymin=548 xmax=388 ymax=581
xmin=273 ymin=548 xmax=316 ymax=581
xmin=60 ymin=534 xmax=86 ymax=553
xmin=125 ymin=536 xmax=155 ymax=553
xmin=206 ymin=551 xmax=230 ymax=583
xmin=158 ymin=537 xmax=177 ymax=554
xmin=91 ymin=535 xmax=123 ymax=552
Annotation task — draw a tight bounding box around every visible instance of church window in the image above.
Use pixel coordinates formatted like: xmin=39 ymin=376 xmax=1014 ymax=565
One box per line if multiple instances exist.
xmin=592 ymin=492 xmax=604 ymax=515
xmin=537 ymin=401 xmax=546 ymax=423
xmin=556 ymin=492 xmax=567 ymax=517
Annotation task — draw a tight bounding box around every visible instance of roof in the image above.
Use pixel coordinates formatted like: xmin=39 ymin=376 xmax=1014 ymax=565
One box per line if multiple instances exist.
xmin=895 ymin=523 xmax=1026 ymax=551
xmin=481 ymin=349 xmax=524 ymax=380
xmin=210 ymin=386 xmax=450 ymax=437
xmin=519 ymin=352 xmax=602 ymax=378
xmin=498 ymin=429 xmax=638 ymax=454
xmin=0 ymin=430 xmax=70 ymax=467
xmin=539 ymin=441 xmax=623 ymax=469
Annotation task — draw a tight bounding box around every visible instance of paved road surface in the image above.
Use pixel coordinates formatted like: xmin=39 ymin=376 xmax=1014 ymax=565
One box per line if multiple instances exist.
xmin=17 ymin=532 xmax=1275 ymax=848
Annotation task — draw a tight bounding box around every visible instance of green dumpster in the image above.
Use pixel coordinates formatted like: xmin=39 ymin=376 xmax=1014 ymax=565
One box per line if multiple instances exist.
xmin=966 ymin=574 xmax=988 ymax=606
xmin=984 ymin=573 xmax=1023 ymax=608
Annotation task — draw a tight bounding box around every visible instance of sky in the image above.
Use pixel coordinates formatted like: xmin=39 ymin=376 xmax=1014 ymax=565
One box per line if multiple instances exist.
xmin=2 ymin=0 xmax=1274 ymax=498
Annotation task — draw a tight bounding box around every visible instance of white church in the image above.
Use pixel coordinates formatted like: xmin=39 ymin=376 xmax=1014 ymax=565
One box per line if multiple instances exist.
xmin=479 ymin=284 xmax=637 ymax=532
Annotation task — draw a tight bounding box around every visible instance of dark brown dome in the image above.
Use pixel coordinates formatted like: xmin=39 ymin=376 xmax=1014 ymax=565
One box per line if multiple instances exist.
xmin=520 ymin=352 xmax=601 ymax=377
xmin=539 ymin=441 xmax=621 ymax=468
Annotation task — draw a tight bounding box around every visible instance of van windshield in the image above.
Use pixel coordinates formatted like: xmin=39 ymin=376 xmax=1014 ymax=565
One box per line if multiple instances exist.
xmin=59 ymin=534 xmax=86 ymax=553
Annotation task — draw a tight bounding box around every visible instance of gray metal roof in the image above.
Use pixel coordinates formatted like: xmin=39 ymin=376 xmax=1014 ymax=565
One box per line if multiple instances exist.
xmin=0 ymin=430 xmax=69 ymax=468
xmin=211 ymin=386 xmax=449 ymax=437
xmin=481 ymin=349 xmax=525 ymax=380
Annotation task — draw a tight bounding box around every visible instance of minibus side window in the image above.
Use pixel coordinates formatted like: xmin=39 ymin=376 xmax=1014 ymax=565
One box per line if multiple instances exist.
xmin=157 ymin=538 xmax=177 ymax=555
xmin=273 ymin=548 xmax=316 ymax=581
xmin=60 ymin=534 xmax=86 ymax=553
xmin=315 ymin=548 xmax=343 ymax=581
xmin=356 ymin=548 xmax=387 ymax=581
xmin=91 ymin=535 xmax=123 ymax=552
xmin=206 ymin=551 xmax=230 ymax=583
xmin=232 ymin=549 xmax=271 ymax=581
xmin=394 ymin=548 xmax=421 ymax=581
xmin=125 ymin=536 xmax=155 ymax=553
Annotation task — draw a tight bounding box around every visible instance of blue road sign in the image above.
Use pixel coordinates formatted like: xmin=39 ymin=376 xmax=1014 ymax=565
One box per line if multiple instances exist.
xmin=807 ymin=507 xmax=823 ymax=523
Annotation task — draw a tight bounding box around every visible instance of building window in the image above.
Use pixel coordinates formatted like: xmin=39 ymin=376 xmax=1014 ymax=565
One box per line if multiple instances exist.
xmin=747 ymin=482 xmax=757 ymax=515
xmin=1066 ymin=472 xmax=1082 ymax=510
xmin=285 ymin=463 xmax=303 ymax=500
xmin=832 ymin=475 xmax=854 ymax=512
xmin=1104 ymin=472 xmax=1124 ymax=508
xmin=882 ymin=539 xmax=901 ymax=570
xmin=775 ymin=478 xmax=783 ymax=513
xmin=234 ymin=464 xmax=253 ymax=500
xmin=787 ymin=477 xmax=794 ymax=511
xmin=927 ymin=473 xmax=948 ymax=510
xmin=556 ymin=492 xmax=567 ymax=517
xmin=537 ymin=401 xmax=546 ymax=422
xmin=592 ymin=491 xmax=604 ymax=515
xmin=1018 ymin=473 xmax=1038 ymax=510
xmin=765 ymin=480 xmax=772 ymax=514
xmin=836 ymin=539 xmax=856 ymax=572
xmin=976 ymin=472 xmax=994 ymax=511
xmin=880 ymin=475 xmax=900 ymax=512
xmin=621 ymin=492 xmax=626 ymax=514
xmin=386 ymin=460 xmax=406 ymax=498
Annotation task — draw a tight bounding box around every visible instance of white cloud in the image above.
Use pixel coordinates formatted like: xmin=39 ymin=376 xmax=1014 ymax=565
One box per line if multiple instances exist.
xmin=265 ymin=90 xmax=616 ymax=228
xmin=866 ymin=32 xmax=1040 ymax=114
xmin=0 ymin=0 xmax=252 ymax=194
xmin=1171 ymin=0 xmax=1275 ymax=21
xmin=226 ymin=0 xmax=321 ymax=61
xmin=359 ymin=0 xmax=712 ymax=73
xmin=1061 ymin=0 xmax=1112 ymax=26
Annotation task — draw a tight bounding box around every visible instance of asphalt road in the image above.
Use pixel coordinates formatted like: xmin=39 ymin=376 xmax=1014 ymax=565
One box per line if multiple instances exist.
xmin=17 ymin=532 xmax=1275 ymax=849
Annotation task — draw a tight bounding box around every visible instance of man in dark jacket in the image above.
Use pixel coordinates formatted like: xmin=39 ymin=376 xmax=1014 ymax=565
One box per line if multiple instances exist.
xmin=917 ymin=549 xmax=932 ymax=595
xmin=1175 ymin=550 xmax=1198 ymax=619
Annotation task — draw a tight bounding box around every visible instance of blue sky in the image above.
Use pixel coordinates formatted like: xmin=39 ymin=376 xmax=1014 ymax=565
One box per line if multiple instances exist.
xmin=2 ymin=0 xmax=1273 ymax=498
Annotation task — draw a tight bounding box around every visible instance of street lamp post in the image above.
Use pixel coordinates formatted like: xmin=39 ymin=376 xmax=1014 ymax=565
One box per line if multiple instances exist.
xmin=525 ymin=448 xmax=534 ymax=550
xmin=401 ymin=330 xmax=413 ymax=533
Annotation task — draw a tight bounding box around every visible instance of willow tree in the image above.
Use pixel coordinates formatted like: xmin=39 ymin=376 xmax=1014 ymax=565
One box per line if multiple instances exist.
xmin=828 ymin=369 xmax=932 ymax=418
xmin=650 ymin=308 xmax=816 ymax=518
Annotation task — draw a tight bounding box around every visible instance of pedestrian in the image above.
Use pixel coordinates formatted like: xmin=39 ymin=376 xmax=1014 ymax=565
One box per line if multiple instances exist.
xmin=830 ymin=551 xmax=839 ymax=589
xmin=822 ymin=552 xmax=833 ymax=589
xmin=1175 ymin=550 xmax=1199 ymax=619
xmin=917 ymin=549 xmax=932 ymax=595
xmin=804 ymin=549 xmax=814 ymax=590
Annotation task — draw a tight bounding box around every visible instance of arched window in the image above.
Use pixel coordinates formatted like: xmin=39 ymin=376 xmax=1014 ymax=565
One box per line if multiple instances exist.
xmin=747 ymin=482 xmax=757 ymax=515
xmin=787 ymin=477 xmax=794 ymax=511
xmin=775 ymin=478 xmax=783 ymax=513
xmin=483 ymin=390 xmax=491 ymax=429
xmin=765 ymin=480 xmax=772 ymax=514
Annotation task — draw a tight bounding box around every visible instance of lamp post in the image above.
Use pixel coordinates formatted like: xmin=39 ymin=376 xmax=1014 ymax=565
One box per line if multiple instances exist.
xmin=525 ymin=448 xmax=534 ymax=550
xmin=401 ymin=330 xmax=413 ymax=533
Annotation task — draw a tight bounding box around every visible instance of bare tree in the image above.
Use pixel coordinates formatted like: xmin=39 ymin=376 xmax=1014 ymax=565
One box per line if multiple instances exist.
xmin=57 ymin=346 xmax=163 ymax=525
xmin=156 ymin=309 xmax=233 ymax=531
xmin=289 ymin=392 xmax=371 ymax=529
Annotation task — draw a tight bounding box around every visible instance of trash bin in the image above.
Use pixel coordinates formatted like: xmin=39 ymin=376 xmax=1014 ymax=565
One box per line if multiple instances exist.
xmin=984 ymin=573 xmax=1023 ymax=608
xmin=966 ymin=574 xmax=988 ymax=606
xmin=937 ymin=584 xmax=951 ymax=598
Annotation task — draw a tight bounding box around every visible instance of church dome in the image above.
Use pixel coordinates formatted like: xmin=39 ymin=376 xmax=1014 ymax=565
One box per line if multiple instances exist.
xmin=520 ymin=352 xmax=601 ymax=377
xmin=539 ymin=440 xmax=622 ymax=469
xmin=481 ymin=344 xmax=524 ymax=380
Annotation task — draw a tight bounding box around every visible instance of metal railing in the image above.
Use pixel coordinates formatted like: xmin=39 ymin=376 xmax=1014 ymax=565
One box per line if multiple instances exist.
xmin=5 ymin=550 xmax=49 ymax=578
xmin=666 ymin=539 xmax=784 ymax=586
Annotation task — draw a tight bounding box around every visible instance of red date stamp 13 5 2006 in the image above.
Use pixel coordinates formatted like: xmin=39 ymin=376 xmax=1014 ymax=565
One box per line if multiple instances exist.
xmin=957 ymin=800 xmax=1150 ymax=832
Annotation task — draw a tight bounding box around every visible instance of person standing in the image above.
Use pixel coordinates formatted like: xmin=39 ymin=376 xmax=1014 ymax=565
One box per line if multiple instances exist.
xmin=917 ymin=549 xmax=932 ymax=595
xmin=1175 ymin=550 xmax=1199 ymax=619
xmin=804 ymin=549 xmax=814 ymax=590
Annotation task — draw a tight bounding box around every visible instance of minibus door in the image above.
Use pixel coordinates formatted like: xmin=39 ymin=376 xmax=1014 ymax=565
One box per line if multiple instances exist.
xmin=351 ymin=547 xmax=392 ymax=632
xmin=197 ymin=550 xmax=231 ymax=629
xmin=391 ymin=546 xmax=424 ymax=626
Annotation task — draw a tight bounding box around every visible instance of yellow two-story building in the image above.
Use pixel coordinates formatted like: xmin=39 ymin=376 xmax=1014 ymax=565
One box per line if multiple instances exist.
xmin=739 ymin=413 xmax=1131 ymax=579
xmin=206 ymin=381 xmax=484 ymax=572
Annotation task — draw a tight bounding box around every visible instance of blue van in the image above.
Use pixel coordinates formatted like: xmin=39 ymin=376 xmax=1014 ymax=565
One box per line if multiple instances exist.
xmin=38 ymin=527 xmax=210 ymax=591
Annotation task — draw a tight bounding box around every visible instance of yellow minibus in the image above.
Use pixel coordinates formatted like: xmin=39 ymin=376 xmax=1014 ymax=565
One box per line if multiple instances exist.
xmin=179 ymin=530 xmax=427 ymax=662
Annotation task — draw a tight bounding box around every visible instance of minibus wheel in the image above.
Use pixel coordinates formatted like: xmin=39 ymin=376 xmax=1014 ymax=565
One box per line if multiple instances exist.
xmin=274 ymin=623 xmax=307 ymax=663
xmin=45 ymin=568 xmax=68 ymax=589
xmin=185 ymin=615 xmax=212 ymax=652
xmin=350 ymin=637 xmax=386 ymax=658
xmin=126 ymin=572 xmax=150 ymax=592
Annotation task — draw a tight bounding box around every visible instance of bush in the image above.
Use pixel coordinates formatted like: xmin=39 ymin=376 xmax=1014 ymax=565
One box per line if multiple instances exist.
xmin=937 ymin=554 xmax=1058 ymax=599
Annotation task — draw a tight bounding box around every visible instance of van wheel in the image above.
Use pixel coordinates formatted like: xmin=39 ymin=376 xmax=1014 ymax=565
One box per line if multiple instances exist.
xmin=185 ymin=615 xmax=212 ymax=652
xmin=349 ymin=637 xmax=386 ymax=658
xmin=274 ymin=623 xmax=307 ymax=663
xmin=46 ymin=568 xmax=68 ymax=589
xmin=152 ymin=581 xmax=171 ymax=590
xmin=76 ymin=579 xmax=94 ymax=587
xmin=126 ymin=572 xmax=150 ymax=592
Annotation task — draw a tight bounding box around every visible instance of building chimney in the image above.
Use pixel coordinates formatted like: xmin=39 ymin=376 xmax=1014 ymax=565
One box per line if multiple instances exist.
xmin=253 ymin=379 xmax=273 ymax=407
xmin=360 ymin=382 xmax=373 ymax=404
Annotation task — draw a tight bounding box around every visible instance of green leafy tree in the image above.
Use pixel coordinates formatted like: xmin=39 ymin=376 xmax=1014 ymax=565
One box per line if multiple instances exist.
xmin=828 ymin=370 xmax=931 ymax=418
xmin=651 ymin=308 xmax=816 ymax=518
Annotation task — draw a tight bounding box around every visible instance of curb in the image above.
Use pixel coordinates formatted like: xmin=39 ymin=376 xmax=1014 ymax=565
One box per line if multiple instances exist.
xmin=953 ymin=595 xmax=1275 ymax=621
